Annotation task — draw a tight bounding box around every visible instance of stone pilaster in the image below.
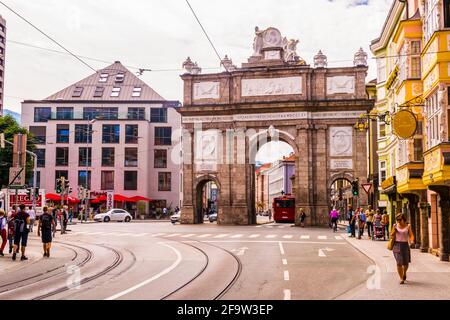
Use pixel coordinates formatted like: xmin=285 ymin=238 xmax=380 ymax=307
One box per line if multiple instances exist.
xmin=314 ymin=124 xmax=329 ymax=226
xmin=439 ymin=197 xmax=450 ymax=262
xmin=419 ymin=202 xmax=430 ymax=253
xmin=296 ymin=124 xmax=313 ymax=226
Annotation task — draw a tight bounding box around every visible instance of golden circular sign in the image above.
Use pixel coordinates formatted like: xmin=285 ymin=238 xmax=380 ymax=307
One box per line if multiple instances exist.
xmin=392 ymin=110 xmax=417 ymax=139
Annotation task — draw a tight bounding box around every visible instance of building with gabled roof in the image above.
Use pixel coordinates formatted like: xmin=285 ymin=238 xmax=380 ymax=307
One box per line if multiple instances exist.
xmin=21 ymin=61 xmax=182 ymax=216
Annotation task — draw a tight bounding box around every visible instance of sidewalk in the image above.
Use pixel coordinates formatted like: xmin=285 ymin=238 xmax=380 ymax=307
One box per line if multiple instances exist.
xmin=338 ymin=230 xmax=450 ymax=300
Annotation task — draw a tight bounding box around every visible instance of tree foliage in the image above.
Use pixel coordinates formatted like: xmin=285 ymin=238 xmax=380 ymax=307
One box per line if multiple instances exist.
xmin=0 ymin=115 xmax=36 ymax=188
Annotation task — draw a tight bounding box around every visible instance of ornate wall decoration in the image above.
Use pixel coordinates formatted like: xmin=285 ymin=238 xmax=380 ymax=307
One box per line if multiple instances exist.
xmin=241 ymin=77 xmax=302 ymax=97
xmin=329 ymin=127 xmax=353 ymax=157
xmin=327 ymin=76 xmax=355 ymax=95
xmin=193 ymin=82 xmax=220 ymax=100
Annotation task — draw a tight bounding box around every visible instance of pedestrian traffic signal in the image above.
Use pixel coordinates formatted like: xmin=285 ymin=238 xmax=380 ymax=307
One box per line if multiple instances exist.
xmin=64 ymin=180 xmax=70 ymax=191
xmin=352 ymin=180 xmax=359 ymax=196
xmin=56 ymin=179 xmax=62 ymax=194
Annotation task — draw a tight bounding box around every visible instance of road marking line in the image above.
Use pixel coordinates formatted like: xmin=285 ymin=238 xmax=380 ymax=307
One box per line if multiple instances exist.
xmin=266 ymin=235 xmax=277 ymax=239
xmin=133 ymin=233 xmax=148 ymax=237
xmin=284 ymin=270 xmax=290 ymax=281
xmin=278 ymin=226 xmax=286 ymax=229
xmin=197 ymin=234 xmax=212 ymax=238
xmin=87 ymin=232 xmax=104 ymax=235
xmin=231 ymin=234 xmax=243 ymax=238
xmin=335 ymin=236 xmax=343 ymax=240
xmin=202 ymin=240 xmax=346 ymax=245
xmin=284 ymin=289 xmax=291 ymax=300
xmin=151 ymin=233 xmax=167 ymax=237
xmin=318 ymin=236 xmax=327 ymax=240
xmin=283 ymin=235 xmax=293 ymax=239
xmin=249 ymin=234 xmax=260 ymax=238
xmin=117 ymin=233 xmax=134 ymax=237
xmin=300 ymin=235 xmax=310 ymax=239
xmin=165 ymin=234 xmax=181 ymax=238
xmin=278 ymin=242 xmax=285 ymax=255
xmin=282 ymin=259 xmax=288 ymax=265
xmin=214 ymin=234 xmax=229 ymax=238
xmin=181 ymin=234 xmax=196 ymax=238
xmin=255 ymin=226 xmax=263 ymax=228
xmin=105 ymin=242 xmax=182 ymax=300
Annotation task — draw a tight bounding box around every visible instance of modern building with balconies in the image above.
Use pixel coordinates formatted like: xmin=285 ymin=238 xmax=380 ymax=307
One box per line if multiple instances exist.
xmin=0 ymin=15 xmax=6 ymax=114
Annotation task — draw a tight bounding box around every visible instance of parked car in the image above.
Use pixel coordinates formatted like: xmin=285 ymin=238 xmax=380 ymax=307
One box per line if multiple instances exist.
xmin=171 ymin=212 xmax=181 ymax=224
xmin=94 ymin=209 xmax=133 ymax=222
xmin=209 ymin=212 xmax=218 ymax=223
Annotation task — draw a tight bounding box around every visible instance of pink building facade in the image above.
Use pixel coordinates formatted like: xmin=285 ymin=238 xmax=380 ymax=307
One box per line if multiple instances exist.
xmin=0 ymin=15 xmax=6 ymax=114
xmin=21 ymin=62 xmax=181 ymax=212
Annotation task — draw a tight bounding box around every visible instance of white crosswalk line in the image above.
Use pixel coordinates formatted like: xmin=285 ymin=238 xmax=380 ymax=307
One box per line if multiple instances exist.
xmin=318 ymin=236 xmax=328 ymax=240
xmin=165 ymin=234 xmax=181 ymax=238
xmin=283 ymin=235 xmax=293 ymax=239
xmin=133 ymin=233 xmax=148 ymax=237
xmin=231 ymin=234 xmax=243 ymax=238
xmin=214 ymin=234 xmax=230 ymax=238
xmin=118 ymin=233 xmax=134 ymax=237
xmin=282 ymin=259 xmax=288 ymax=265
xmin=284 ymin=271 xmax=290 ymax=281
xmin=300 ymin=235 xmax=310 ymax=239
xmin=197 ymin=234 xmax=212 ymax=238
xmin=335 ymin=236 xmax=343 ymax=240
xmin=181 ymin=234 xmax=196 ymax=238
xmin=249 ymin=234 xmax=260 ymax=238
xmin=151 ymin=233 xmax=167 ymax=237
xmin=266 ymin=235 xmax=277 ymax=239
xmin=284 ymin=289 xmax=291 ymax=300
xmin=255 ymin=226 xmax=263 ymax=228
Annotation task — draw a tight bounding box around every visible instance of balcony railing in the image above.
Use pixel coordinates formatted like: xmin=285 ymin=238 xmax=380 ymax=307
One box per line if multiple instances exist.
xmin=49 ymin=111 xmax=149 ymax=121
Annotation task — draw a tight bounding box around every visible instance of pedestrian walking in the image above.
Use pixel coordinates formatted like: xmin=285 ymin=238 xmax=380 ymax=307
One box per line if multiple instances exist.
xmin=38 ymin=207 xmax=55 ymax=258
xmin=0 ymin=210 xmax=8 ymax=256
xmin=61 ymin=206 xmax=68 ymax=235
xmin=348 ymin=205 xmax=356 ymax=238
xmin=382 ymin=210 xmax=390 ymax=240
xmin=69 ymin=207 xmax=73 ymax=224
xmin=391 ymin=213 xmax=415 ymax=284
xmin=329 ymin=207 xmax=339 ymax=232
xmin=357 ymin=208 xmax=366 ymax=239
xmin=299 ymin=208 xmax=307 ymax=227
xmin=7 ymin=205 xmax=17 ymax=254
xmin=12 ymin=204 xmax=31 ymax=261
xmin=365 ymin=205 xmax=375 ymax=239
xmin=51 ymin=208 xmax=58 ymax=238
xmin=27 ymin=206 xmax=36 ymax=233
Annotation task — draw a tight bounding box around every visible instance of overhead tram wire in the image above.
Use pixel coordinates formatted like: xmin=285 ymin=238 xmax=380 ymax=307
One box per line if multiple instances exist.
xmin=0 ymin=0 xmax=97 ymax=74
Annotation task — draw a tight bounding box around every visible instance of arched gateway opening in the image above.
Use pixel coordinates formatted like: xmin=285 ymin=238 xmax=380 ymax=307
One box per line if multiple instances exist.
xmin=194 ymin=176 xmax=220 ymax=224
xmin=178 ymin=27 xmax=373 ymax=226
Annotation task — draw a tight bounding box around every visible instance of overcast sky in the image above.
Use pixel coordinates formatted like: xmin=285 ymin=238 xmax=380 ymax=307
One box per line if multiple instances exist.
xmin=1 ymin=0 xmax=392 ymax=114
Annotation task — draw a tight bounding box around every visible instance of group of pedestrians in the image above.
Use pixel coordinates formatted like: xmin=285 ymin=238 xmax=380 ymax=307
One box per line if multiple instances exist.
xmin=0 ymin=204 xmax=70 ymax=261
xmin=345 ymin=205 xmax=390 ymax=240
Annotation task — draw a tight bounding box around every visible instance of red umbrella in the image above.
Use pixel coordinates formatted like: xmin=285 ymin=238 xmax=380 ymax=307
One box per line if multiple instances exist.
xmin=114 ymin=194 xmax=130 ymax=202
xmin=128 ymin=196 xmax=152 ymax=202
xmin=66 ymin=196 xmax=80 ymax=203
xmin=45 ymin=193 xmax=62 ymax=201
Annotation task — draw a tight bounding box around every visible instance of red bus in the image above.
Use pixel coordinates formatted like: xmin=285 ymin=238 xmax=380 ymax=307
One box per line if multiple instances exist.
xmin=272 ymin=195 xmax=295 ymax=223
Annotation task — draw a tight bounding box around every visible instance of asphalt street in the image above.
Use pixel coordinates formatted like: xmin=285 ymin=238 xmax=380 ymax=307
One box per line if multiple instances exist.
xmin=0 ymin=221 xmax=373 ymax=300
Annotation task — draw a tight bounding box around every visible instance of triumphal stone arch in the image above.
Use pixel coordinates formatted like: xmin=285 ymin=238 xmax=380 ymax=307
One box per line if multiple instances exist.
xmin=178 ymin=27 xmax=374 ymax=226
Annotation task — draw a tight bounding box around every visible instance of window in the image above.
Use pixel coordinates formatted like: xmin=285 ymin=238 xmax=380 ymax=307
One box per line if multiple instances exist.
xmin=154 ymin=150 xmax=167 ymax=168
xmin=56 ymin=148 xmax=69 ymax=166
xmin=124 ymin=171 xmax=138 ymax=190
xmin=0 ymin=24 xmax=4 ymax=32
xmin=34 ymin=107 xmax=52 ymax=122
xmin=55 ymin=171 xmax=68 ymax=189
xmin=56 ymin=124 xmax=70 ymax=143
xmin=445 ymin=0 xmax=450 ymax=28
xmin=125 ymin=148 xmax=138 ymax=167
xmin=72 ymin=86 xmax=84 ymax=97
xmin=155 ymin=127 xmax=172 ymax=145
xmin=132 ymin=87 xmax=142 ymax=97
xmin=99 ymin=73 xmax=108 ymax=83
xmin=414 ymin=139 xmax=423 ymax=162
xmin=158 ymin=172 xmax=171 ymax=191
xmin=0 ymin=35 xmax=3 ymax=44
xmin=74 ymin=125 xmax=92 ymax=144
xmin=115 ymin=73 xmax=125 ymax=83
xmin=29 ymin=126 xmax=46 ymax=144
xmin=151 ymin=108 xmax=168 ymax=123
xmin=83 ymin=107 xmax=118 ymax=120
xmin=78 ymin=171 xmax=91 ymax=190
xmin=426 ymin=91 xmax=441 ymax=149
xmin=79 ymin=147 xmax=92 ymax=167
xmin=102 ymin=125 xmax=120 ymax=143
xmin=36 ymin=149 xmax=46 ymax=168
xmin=128 ymin=108 xmax=145 ymax=120
xmin=111 ymin=87 xmax=121 ymax=97
xmin=56 ymin=107 xmax=73 ymax=120
xmin=94 ymin=86 xmax=105 ymax=98
xmin=101 ymin=171 xmax=114 ymax=190
xmin=125 ymin=125 xmax=138 ymax=144
xmin=102 ymin=148 xmax=115 ymax=166
xmin=379 ymin=161 xmax=387 ymax=185
xmin=378 ymin=122 xmax=386 ymax=138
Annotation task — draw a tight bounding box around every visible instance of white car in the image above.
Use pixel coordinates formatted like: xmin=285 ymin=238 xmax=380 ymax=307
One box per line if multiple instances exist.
xmin=170 ymin=212 xmax=181 ymax=224
xmin=94 ymin=209 xmax=133 ymax=223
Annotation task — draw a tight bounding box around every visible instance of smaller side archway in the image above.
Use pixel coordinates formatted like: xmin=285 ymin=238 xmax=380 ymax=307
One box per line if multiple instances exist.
xmin=328 ymin=173 xmax=355 ymax=221
xmin=194 ymin=175 xmax=221 ymax=224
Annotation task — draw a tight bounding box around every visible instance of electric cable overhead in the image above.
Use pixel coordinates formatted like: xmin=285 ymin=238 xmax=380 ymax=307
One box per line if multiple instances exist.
xmin=0 ymin=0 xmax=98 ymax=73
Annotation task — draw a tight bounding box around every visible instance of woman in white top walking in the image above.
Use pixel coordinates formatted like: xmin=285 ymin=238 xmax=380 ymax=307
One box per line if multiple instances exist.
xmin=391 ymin=213 xmax=415 ymax=284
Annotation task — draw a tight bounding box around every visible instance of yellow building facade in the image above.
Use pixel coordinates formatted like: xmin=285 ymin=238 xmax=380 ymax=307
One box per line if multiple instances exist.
xmin=372 ymin=0 xmax=450 ymax=261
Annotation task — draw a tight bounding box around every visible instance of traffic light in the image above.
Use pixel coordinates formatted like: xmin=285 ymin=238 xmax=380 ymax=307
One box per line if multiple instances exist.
xmin=56 ymin=179 xmax=62 ymax=194
xmin=64 ymin=180 xmax=70 ymax=191
xmin=34 ymin=188 xmax=39 ymax=198
xmin=352 ymin=180 xmax=359 ymax=196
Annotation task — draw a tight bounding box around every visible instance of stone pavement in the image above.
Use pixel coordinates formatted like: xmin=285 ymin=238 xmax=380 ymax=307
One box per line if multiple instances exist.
xmin=337 ymin=231 xmax=450 ymax=300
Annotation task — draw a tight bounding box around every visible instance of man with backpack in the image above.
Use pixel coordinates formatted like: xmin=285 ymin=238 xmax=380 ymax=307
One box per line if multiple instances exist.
xmin=38 ymin=206 xmax=55 ymax=258
xmin=7 ymin=205 xmax=17 ymax=254
xmin=357 ymin=208 xmax=367 ymax=240
xmin=12 ymin=204 xmax=31 ymax=261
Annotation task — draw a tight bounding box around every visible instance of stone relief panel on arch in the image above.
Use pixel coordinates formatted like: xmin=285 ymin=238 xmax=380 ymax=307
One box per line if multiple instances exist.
xmin=193 ymin=82 xmax=220 ymax=100
xmin=329 ymin=127 xmax=353 ymax=157
xmin=327 ymin=76 xmax=355 ymax=95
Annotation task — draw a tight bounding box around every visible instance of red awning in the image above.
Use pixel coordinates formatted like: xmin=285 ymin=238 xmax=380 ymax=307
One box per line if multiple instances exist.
xmin=66 ymin=196 xmax=80 ymax=203
xmin=127 ymin=196 xmax=152 ymax=202
xmin=45 ymin=193 xmax=62 ymax=201
xmin=114 ymin=194 xmax=130 ymax=202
